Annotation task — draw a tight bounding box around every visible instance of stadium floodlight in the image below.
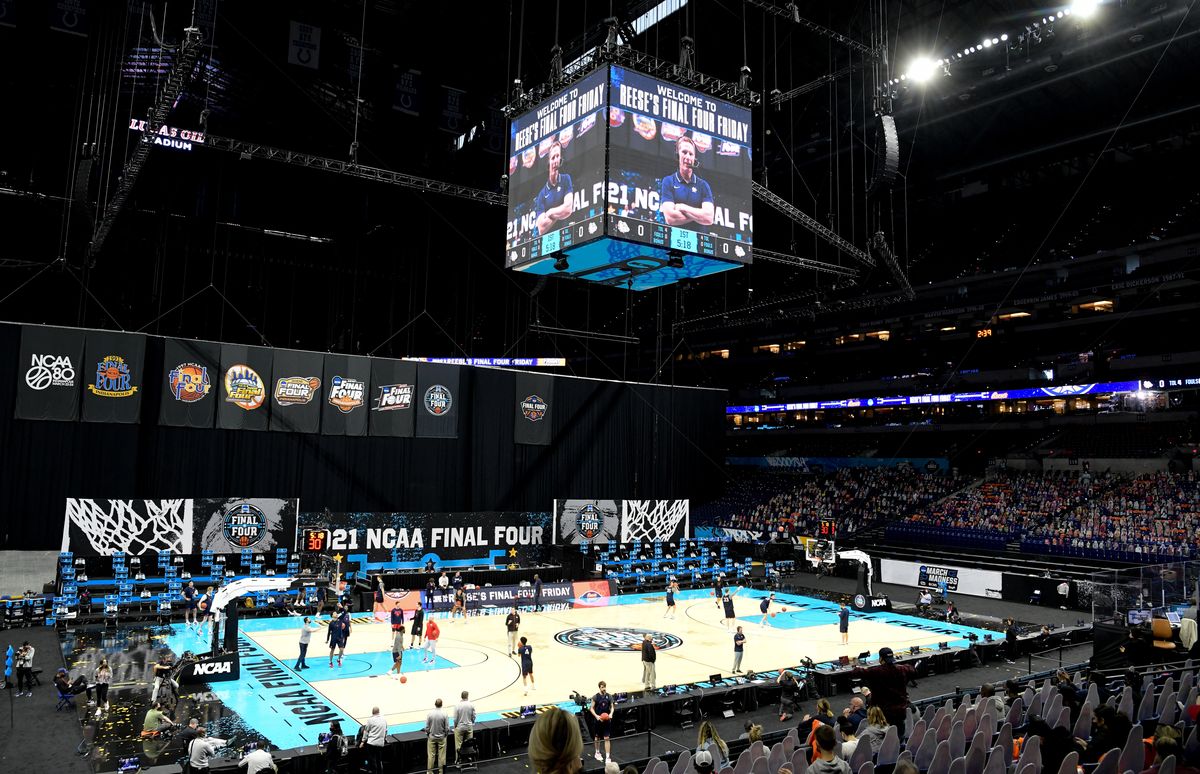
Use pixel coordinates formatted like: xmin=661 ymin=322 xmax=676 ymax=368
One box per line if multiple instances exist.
xmin=1072 ymin=0 xmax=1100 ymax=19
xmin=982 ymin=38 xmax=992 ymax=48
xmin=906 ymin=56 xmax=937 ymax=83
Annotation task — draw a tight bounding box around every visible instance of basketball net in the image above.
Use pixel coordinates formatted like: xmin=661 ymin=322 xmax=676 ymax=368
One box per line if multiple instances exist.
xmin=621 ymin=500 xmax=689 ymax=543
xmin=64 ymin=499 xmax=192 ymax=555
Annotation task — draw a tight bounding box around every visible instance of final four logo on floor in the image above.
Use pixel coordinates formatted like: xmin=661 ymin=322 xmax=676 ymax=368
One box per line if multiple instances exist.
xmin=224 ymin=503 xmax=268 ymax=548
xmin=424 ymin=384 xmax=452 ymax=415
xmin=521 ymin=394 xmax=548 ymax=422
xmin=555 ymin=627 xmax=682 ymax=652
xmin=89 ymin=355 xmax=138 ymax=398
xmin=577 ymin=503 xmax=603 ymax=539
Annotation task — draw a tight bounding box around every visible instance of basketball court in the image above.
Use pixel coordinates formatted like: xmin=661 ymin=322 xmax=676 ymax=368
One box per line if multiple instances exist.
xmin=161 ymin=588 xmax=993 ymax=748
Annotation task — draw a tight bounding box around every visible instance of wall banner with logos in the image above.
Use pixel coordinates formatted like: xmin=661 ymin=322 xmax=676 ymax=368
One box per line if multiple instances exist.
xmin=879 ymin=558 xmax=1003 ymax=599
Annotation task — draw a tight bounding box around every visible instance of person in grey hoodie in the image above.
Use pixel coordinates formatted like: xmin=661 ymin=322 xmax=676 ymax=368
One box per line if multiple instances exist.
xmin=856 ymin=706 xmax=891 ymax=754
xmin=805 ymin=725 xmax=851 ymax=774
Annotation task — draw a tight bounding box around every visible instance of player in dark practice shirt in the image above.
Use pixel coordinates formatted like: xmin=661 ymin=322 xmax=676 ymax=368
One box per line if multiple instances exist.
xmin=664 ymin=579 xmax=678 ymax=619
xmin=534 ymin=141 xmax=573 ymax=234
xmin=722 ymin=592 xmax=737 ymax=629
xmin=591 ymin=681 xmax=614 ymax=764
xmin=410 ymin=606 xmax=425 ymax=649
xmin=518 ymin=637 xmax=535 ymax=695
xmin=660 ymin=136 xmax=714 ymax=227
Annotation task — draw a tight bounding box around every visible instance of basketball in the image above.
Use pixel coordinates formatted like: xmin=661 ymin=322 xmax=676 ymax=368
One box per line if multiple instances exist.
xmin=770 ymin=612 xmax=776 ymax=618
xmin=600 ymin=712 xmax=611 ymax=721
xmin=199 ymin=601 xmax=208 ymax=610
xmin=781 ymin=607 xmax=788 ymax=613
xmin=400 ymin=675 xmax=408 ymax=683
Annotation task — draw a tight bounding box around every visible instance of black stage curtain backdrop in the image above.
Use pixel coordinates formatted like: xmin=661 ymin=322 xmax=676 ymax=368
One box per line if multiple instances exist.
xmin=0 ymin=324 xmax=726 ymax=549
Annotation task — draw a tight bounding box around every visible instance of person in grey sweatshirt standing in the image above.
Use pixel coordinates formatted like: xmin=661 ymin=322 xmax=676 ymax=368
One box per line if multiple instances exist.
xmin=295 ymin=617 xmax=318 ymax=670
xmin=454 ymin=690 xmax=476 ymax=761
xmin=425 ymin=697 xmax=450 ymax=774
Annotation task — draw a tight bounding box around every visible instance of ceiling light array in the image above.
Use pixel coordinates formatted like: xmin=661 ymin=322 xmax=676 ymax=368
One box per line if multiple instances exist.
xmin=886 ymin=1 xmax=1100 ymax=87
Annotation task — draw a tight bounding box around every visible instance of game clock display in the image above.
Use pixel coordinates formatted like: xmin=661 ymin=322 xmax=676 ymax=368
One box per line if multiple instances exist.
xmin=301 ymin=528 xmax=329 ymax=552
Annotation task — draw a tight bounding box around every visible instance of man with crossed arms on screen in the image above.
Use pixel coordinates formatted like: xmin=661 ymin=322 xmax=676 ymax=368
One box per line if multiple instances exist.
xmin=660 ymin=136 xmax=714 ymax=227
xmin=534 ymin=141 xmax=573 ymax=234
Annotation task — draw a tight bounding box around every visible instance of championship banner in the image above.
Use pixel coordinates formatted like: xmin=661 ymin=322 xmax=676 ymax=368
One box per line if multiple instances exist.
xmin=81 ymin=330 xmax=146 ymax=424
xmin=320 ymin=354 xmax=369 ymax=436
xmin=16 ymin=324 xmax=85 ymax=422
xmin=514 ymin=371 xmax=552 ymax=446
xmin=296 ymin=511 xmax=553 ymax=566
xmin=554 ymin=500 xmax=621 ymax=544
xmin=62 ymin=497 xmax=299 ymax=555
xmin=159 ymin=338 xmax=219 ymax=428
xmin=368 ymin=357 xmax=417 ymax=437
xmin=269 ymin=348 xmax=324 ymax=434
xmin=414 ymin=362 xmax=461 ymax=439
xmin=216 ymin=344 xmax=272 ymax=431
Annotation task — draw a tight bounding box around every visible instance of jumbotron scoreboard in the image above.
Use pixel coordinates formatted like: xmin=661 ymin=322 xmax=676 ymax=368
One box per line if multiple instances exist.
xmin=505 ymin=65 xmax=753 ymax=290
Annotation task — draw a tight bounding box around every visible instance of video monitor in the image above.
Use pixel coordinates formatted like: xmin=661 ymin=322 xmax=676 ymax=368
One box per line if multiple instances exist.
xmin=606 ymin=65 xmax=753 ymax=263
xmin=506 ymin=68 xmax=609 ymax=267
xmin=1127 ymin=609 xmax=1153 ymax=626
xmin=118 ymin=757 xmax=140 ymax=772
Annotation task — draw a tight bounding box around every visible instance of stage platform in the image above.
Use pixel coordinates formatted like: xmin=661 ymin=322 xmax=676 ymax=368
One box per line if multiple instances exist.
xmin=59 ymin=587 xmax=997 ymax=769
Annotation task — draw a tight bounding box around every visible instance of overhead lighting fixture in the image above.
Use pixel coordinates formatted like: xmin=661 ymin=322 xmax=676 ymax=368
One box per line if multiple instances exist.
xmin=907 ymin=56 xmax=937 ymax=82
xmin=982 ymin=38 xmax=992 ymax=48
xmin=1000 ymin=33 xmax=1009 ymax=41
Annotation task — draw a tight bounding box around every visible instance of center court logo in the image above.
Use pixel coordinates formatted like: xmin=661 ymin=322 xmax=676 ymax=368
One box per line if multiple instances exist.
xmin=554 ymin=627 xmax=682 ymax=652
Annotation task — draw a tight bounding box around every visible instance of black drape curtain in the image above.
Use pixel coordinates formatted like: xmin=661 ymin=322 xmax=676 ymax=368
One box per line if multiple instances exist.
xmin=0 ymin=324 xmax=725 ymax=549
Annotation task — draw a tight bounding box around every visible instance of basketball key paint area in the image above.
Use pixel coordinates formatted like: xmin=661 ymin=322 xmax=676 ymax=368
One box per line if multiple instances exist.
xmin=177 ymin=590 xmax=992 ymax=749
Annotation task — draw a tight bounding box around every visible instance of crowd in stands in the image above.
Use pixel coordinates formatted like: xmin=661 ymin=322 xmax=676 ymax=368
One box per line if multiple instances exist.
xmin=1023 ymin=471 xmax=1200 ymax=559
xmin=896 ymin=469 xmax=1200 ymax=560
xmin=527 ymin=662 xmax=1200 ymax=774
xmin=717 ymin=467 xmax=969 ymax=539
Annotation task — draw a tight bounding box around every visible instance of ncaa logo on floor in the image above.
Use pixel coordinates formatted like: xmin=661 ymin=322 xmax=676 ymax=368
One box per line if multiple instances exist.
xmin=555 ymin=627 xmax=683 ymax=652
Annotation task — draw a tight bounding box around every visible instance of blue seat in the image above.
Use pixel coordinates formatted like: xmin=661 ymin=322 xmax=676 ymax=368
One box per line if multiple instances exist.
xmin=56 ymin=689 xmax=76 ymax=711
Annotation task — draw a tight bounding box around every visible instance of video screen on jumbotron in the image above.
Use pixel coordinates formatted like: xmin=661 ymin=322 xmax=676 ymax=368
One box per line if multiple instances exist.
xmin=606 ymin=65 xmax=753 ymax=262
xmin=505 ymin=68 xmax=609 ymax=268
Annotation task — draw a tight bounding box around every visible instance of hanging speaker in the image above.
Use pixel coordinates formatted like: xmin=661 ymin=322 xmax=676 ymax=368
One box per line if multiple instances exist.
xmin=868 ymin=114 xmax=900 ymax=195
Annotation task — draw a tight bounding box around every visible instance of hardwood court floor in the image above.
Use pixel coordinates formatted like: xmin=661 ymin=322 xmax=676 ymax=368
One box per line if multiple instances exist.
xmin=162 ymin=588 xmax=990 ymax=747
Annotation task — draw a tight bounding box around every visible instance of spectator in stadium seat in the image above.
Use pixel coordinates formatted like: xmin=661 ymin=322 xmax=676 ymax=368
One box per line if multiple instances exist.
xmin=892 ymin=761 xmax=918 ymax=774
xmin=527 ymin=706 xmax=583 ymax=774
xmin=1141 ymin=735 xmax=1200 ymax=774
xmin=1078 ymin=705 xmax=1133 ymax=764
xmin=843 ymin=696 xmax=867 ymax=727
xmin=805 ymin=724 xmax=851 ymax=774
xmin=979 ymin=683 xmax=1006 ymax=717
xmin=856 ymin=707 xmax=891 ymax=754
xmin=837 ymin=717 xmax=860 ymax=759
xmin=917 ymin=590 xmax=933 ymax=612
xmin=1025 ymin=716 xmax=1082 ymax=774
xmin=696 ymin=721 xmax=729 ymax=772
